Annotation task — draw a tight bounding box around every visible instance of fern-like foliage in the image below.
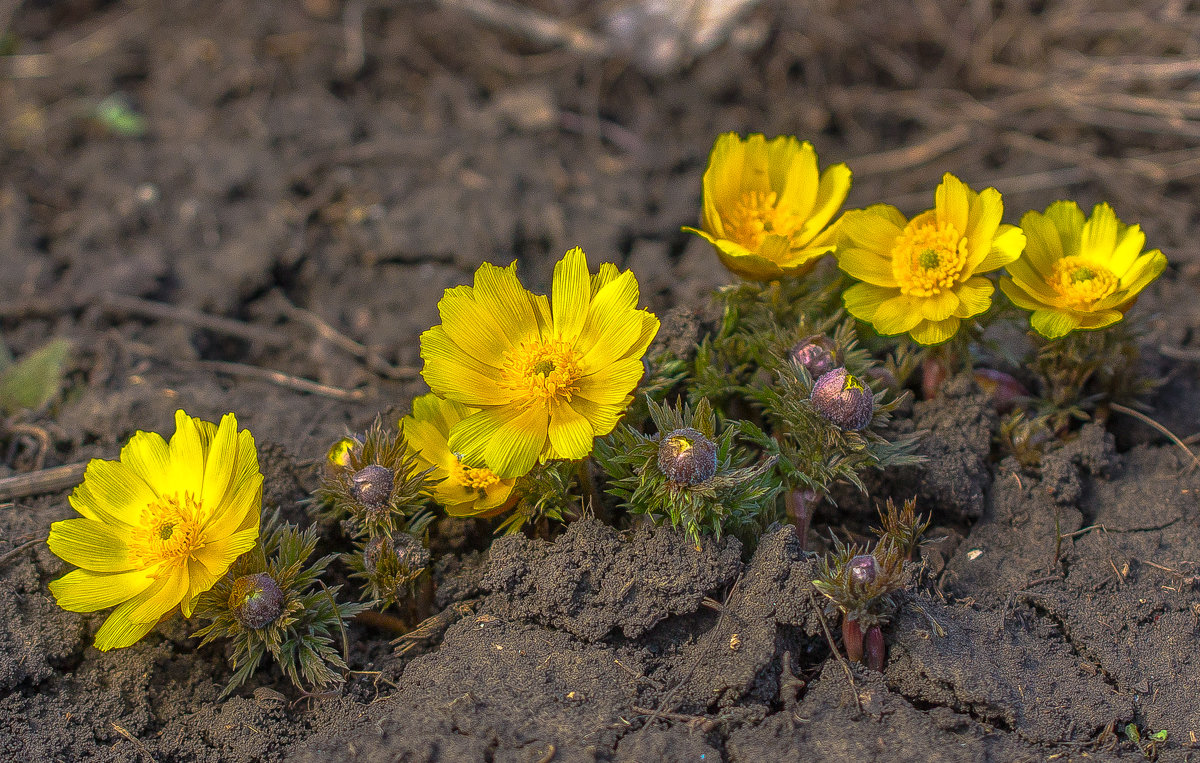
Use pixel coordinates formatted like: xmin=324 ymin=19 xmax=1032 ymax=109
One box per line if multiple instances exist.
xmin=594 ymin=397 xmax=779 ymax=545
xmin=194 ymin=512 xmax=369 ymax=698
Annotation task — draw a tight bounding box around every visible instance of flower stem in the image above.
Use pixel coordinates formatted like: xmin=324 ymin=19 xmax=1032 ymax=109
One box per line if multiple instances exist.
xmin=784 ymin=488 xmax=816 ymax=551
xmin=864 ymin=624 xmax=885 ymax=671
xmin=842 ymin=616 xmax=864 ymax=663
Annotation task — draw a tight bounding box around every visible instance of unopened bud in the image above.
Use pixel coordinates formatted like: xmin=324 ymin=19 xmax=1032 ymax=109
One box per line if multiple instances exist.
xmin=351 ymin=464 xmax=394 ymax=508
xmin=326 ymin=436 xmax=360 ymax=472
xmin=789 ymin=336 xmax=836 ymax=379
xmin=364 ymin=534 xmax=429 ymax=587
xmin=657 ymin=427 xmax=718 ymax=486
xmin=973 ymin=368 xmax=1028 ymax=413
xmin=847 ymin=554 xmax=878 ymax=586
xmin=811 ymin=368 xmax=874 ymax=431
xmin=230 ymin=572 xmax=285 ymax=630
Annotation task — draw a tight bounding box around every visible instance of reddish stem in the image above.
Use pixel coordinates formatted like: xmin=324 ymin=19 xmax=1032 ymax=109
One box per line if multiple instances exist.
xmin=842 ymin=617 xmax=864 ymax=663
xmin=864 ymin=625 xmax=885 ymax=671
xmin=785 ymin=488 xmax=816 ymax=551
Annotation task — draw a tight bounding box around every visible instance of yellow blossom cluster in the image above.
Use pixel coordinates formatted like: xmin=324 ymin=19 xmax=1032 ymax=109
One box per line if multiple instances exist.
xmin=686 ymin=133 xmax=1166 ymax=345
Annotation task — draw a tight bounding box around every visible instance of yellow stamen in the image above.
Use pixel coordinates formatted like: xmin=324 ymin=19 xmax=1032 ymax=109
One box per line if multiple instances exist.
xmin=450 ymin=455 xmax=502 ymax=493
xmin=891 ymin=221 xmax=969 ymax=297
xmin=128 ymin=492 xmax=204 ymax=569
xmin=501 ymin=339 xmax=583 ymax=406
xmin=722 ymin=190 xmax=802 ymax=251
xmin=1049 ymin=256 xmax=1117 ymax=308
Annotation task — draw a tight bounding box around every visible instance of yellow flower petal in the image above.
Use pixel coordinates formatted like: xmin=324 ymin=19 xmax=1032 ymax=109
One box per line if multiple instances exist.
xmin=199 ymin=413 xmax=238 ymax=516
xmin=120 ymin=431 xmax=171 ymax=499
xmin=552 ymin=247 xmax=590 ymax=343
xmin=840 ymin=205 xmax=904 ymax=252
xmin=910 ymin=316 xmax=961 ymax=345
xmin=774 ymin=140 xmax=819 ymax=221
xmin=973 ymin=224 xmax=1025 ymax=274
xmin=965 ymin=187 xmax=1004 ymax=271
xmin=999 ymin=276 xmax=1046 ymax=311
xmin=954 ymin=276 xmax=994 ymax=318
xmin=873 ymin=294 xmax=925 ymax=335
xmin=797 ymin=163 xmax=852 ymax=244
xmin=167 ymin=410 xmax=205 ymax=495
xmin=438 ymin=284 xmax=514 ymax=368
xmin=837 ymin=246 xmax=898 ymax=287
xmin=1107 ymin=224 xmax=1146 ymax=277
xmin=576 ymin=357 xmax=645 ymax=406
xmin=1018 ymin=210 xmax=1064 ymax=277
xmin=194 ymin=524 xmax=259 ymax=579
xmin=548 ymin=401 xmax=594 ymax=461
xmin=1076 ymin=310 xmax=1123 ymax=331
xmin=49 ymin=566 xmax=158 ymax=612
xmin=473 ymin=261 xmax=542 ymax=349
xmin=570 ymin=394 xmax=629 ymax=438
xmin=47 ymin=518 xmax=134 ymax=572
xmin=69 ymin=459 xmax=156 ymax=528
xmin=935 ymin=173 xmax=970 ymax=234
xmin=93 ymin=596 xmax=161 ymax=651
xmin=420 ymin=326 xmax=520 ymax=407
xmin=1080 ymin=202 xmax=1119 ymax=261
xmin=1031 ymin=310 xmax=1081 ymax=339
xmin=920 ymin=289 xmax=960 ymax=322
xmin=127 ymin=561 xmax=189 ymax=624
xmin=842 ymin=282 xmax=895 ymax=322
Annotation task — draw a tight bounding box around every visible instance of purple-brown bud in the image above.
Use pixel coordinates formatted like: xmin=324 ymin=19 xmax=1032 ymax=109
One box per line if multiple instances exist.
xmin=229 ymin=573 xmax=285 ymax=630
xmin=847 ymin=554 xmax=878 ymax=586
xmin=811 ymin=368 xmax=874 ymax=431
xmin=351 ymin=464 xmax=394 ymax=508
xmin=790 ymin=336 xmax=836 ymax=379
xmin=657 ymin=427 xmax=718 ymax=486
xmin=973 ymin=368 xmax=1028 ymax=413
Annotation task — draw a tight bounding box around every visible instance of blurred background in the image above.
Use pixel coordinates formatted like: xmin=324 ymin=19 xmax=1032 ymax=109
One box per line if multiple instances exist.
xmin=2 ymin=0 xmax=1199 ymax=452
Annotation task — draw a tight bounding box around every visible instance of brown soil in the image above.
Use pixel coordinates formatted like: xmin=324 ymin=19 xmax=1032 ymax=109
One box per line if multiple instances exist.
xmin=3 ymin=1 xmax=1200 ymax=761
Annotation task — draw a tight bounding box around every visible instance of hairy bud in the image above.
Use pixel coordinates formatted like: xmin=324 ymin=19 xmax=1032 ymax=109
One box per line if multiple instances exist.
xmin=657 ymin=427 xmax=718 ymax=486
xmin=811 ymin=368 xmax=874 ymax=431
xmin=229 ymin=573 xmax=285 ymax=630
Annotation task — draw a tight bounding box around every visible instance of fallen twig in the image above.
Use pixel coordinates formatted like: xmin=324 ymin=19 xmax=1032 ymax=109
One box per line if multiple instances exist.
xmin=0 ymin=537 xmax=45 ymax=567
xmin=1109 ymin=402 xmax=1200 ymax=472
xmin=185 ymin=360 xmax=370 ymax=402
xmin=0 ymin=462 xmax=88 ymax=502
xmin=100 ymin=293 xmax=289 ymax=346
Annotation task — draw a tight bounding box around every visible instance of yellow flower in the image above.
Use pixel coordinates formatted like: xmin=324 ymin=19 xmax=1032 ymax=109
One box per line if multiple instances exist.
xmin=48 ymin=411 xmax=262 ymax=650
xmin=837 ymin=173 xmax=1026 ymax=345
xmin=420 ymin=247 xmax=659 ymax=479
xmin=683 ymin=132 xmax=852 ymax=280
xmin=402 ymin=394 xmax=518 ymax=517
xmin=999 ymin=201 xmax=1166 ymax=339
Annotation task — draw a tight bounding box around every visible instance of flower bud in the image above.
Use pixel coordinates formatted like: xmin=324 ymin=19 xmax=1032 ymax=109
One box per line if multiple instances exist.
xmin=351 ymin=464 xmax=394 ymax=508
xmin=847 ymin=554 xmax=878 ymax=586
xmin=326 ymin=436 xmax=360 ymax=472
xmin=811 ymin=368 xmax=874 ymax=431
xmin=364 ymin=534 xmax=430 ymax=588
xmin=789 ymin=336 xmax=836 ymax=379
xmin=973 ymin=368 xmax=1028 ymax=413
xmin=229 ymin=572 xmax=285 ymax=630
xmin=657 ymin=427 xmax=718 ymax=486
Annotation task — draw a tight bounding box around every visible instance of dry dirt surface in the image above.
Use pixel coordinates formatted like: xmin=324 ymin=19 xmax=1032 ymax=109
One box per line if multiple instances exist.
xmin=3 ymin=1 xmax=1200 ymax=761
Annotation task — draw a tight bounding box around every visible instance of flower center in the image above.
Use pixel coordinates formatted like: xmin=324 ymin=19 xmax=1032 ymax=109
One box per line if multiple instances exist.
xmin=450 ymin=455 xmax=502 ymax=492
xmin=1049 ymin=256 xmax=1117 ymax=308
xmin=723 ymin=190 xmax=801 ymax=251
xmin=129 ymin=492 xmax=204 ymax=569
xmin=501 ymin=338 xmax=583 ymax=407
xmin=891 ymin=221 xmax=969 ymax=297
